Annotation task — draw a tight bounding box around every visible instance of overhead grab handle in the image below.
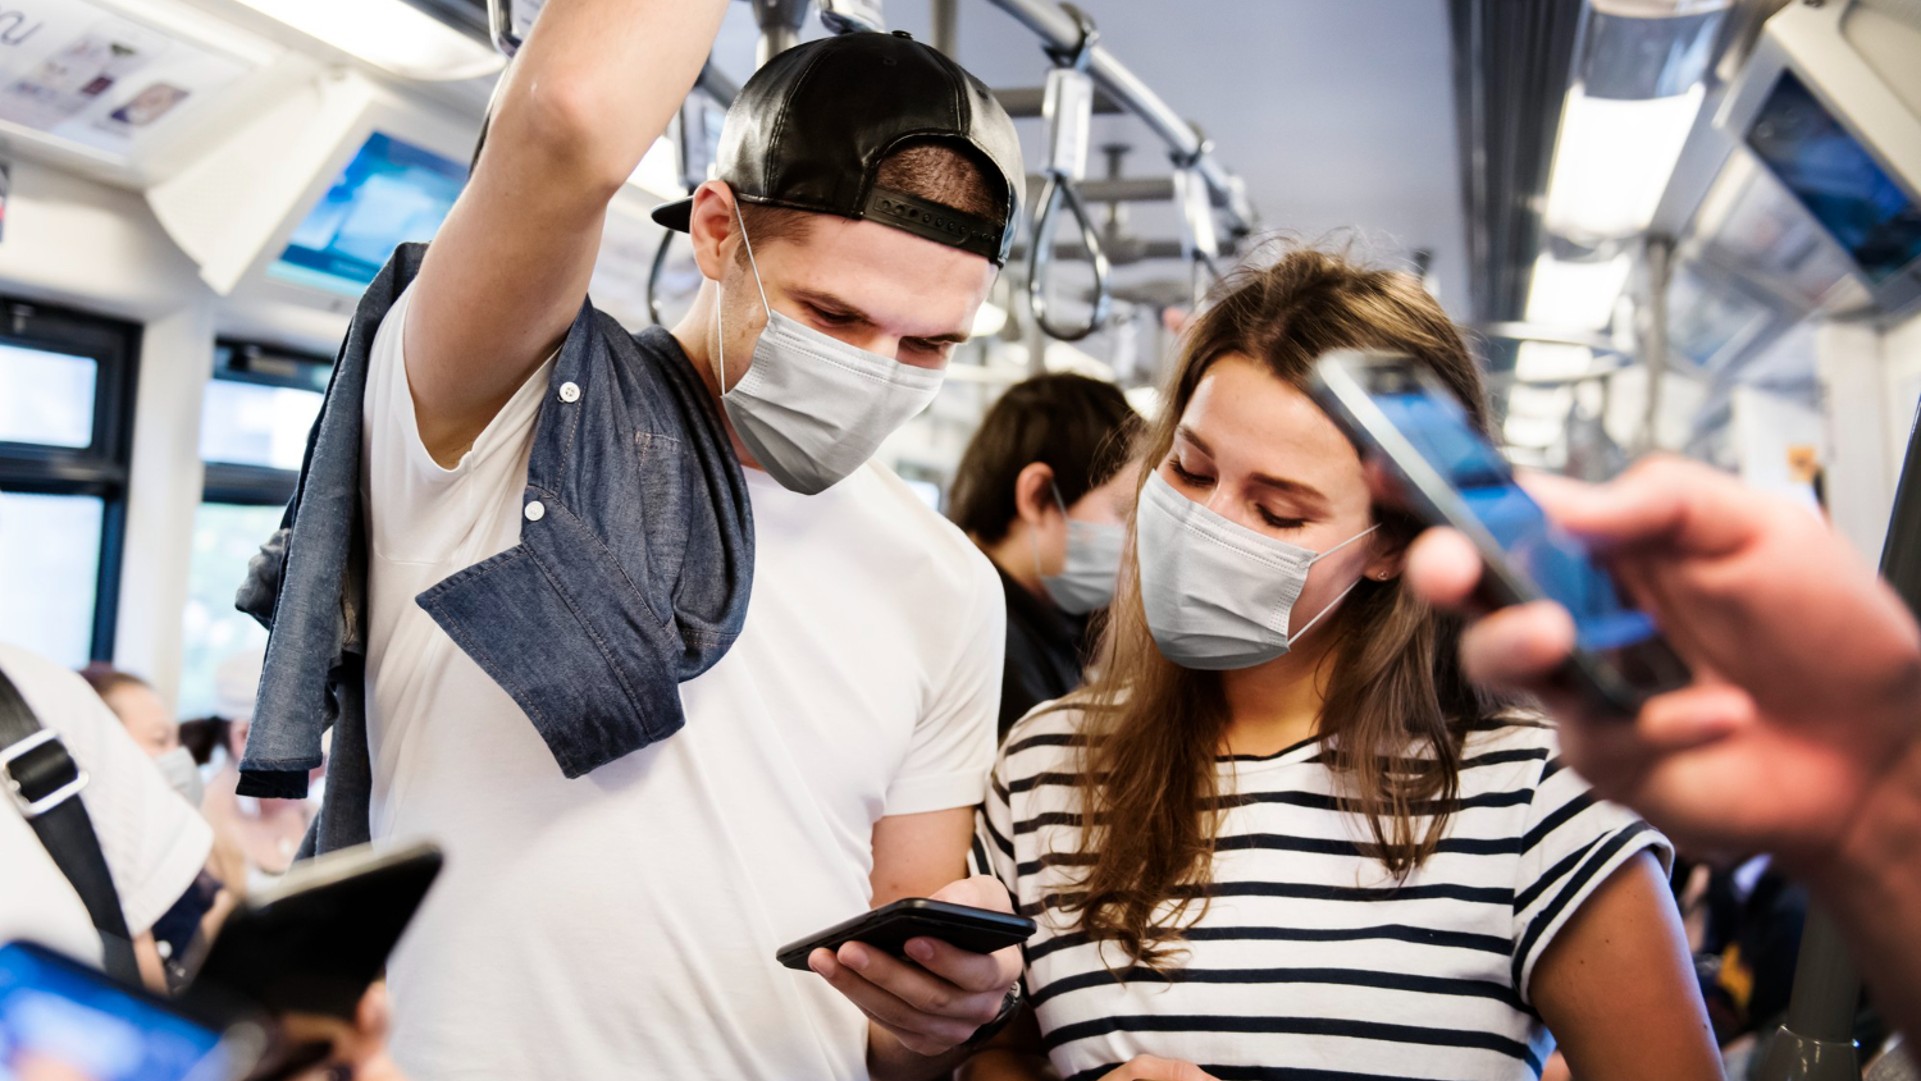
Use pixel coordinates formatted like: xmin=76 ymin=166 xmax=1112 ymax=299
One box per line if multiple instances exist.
xmin=1026 ymin=4 xmax=1111 ymax=343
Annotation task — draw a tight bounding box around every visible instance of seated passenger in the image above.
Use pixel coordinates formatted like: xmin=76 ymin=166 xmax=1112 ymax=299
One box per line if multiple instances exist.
xmin=947 ymin=374 xmax=1142 ymax=738
xmin=964 ymin=250 xmax=1722 ymax=1081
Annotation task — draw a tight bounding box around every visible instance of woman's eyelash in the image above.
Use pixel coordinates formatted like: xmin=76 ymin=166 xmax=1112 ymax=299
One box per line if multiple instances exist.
xmin=1258 ymin=509 xmax=1307 ymax=530
xmin=1169 ymin=460 xmax=1212 ymax=485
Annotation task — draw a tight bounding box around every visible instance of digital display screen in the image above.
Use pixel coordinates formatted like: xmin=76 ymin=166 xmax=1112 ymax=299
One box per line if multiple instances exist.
xmin=1371 ymin=387 xmax=1657 ymax=653
xmin=0 ymin=943 xmax=228 ymax=1081
xmin=1746 ymin=71 xmax=1921 ymax=285
xmin=268 ymin=132 xmax=468 ymax=297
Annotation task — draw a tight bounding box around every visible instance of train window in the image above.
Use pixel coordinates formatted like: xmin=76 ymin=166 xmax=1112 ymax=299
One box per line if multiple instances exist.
xmin=0 ymin=344 xmax=98 ymax=449
xmin=176 ymin=341 xmax=328 ymax=716
xmin=0 ymin=493 xmax=106 ymax=670
xmin=0 ymin=301 xmax=138 ymax=669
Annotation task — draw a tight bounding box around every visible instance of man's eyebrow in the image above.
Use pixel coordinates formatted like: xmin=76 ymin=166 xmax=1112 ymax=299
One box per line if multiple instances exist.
xmin=788 ymin=287 xmax=970 ymax=345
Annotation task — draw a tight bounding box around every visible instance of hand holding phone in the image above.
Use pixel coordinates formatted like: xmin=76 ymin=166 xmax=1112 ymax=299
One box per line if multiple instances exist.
xmin=787 ymin=877 xmax=1030 ymax=1059
xmin=1308 ymin=349 xmax=1689 ymax=713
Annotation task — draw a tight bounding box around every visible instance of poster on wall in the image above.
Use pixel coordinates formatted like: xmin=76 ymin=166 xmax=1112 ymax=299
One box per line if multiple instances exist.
xmin=0 ymin=0 xmax=254 ymax=161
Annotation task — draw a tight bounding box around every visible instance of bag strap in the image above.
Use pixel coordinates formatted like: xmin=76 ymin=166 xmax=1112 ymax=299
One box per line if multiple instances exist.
xmin=0 ymin=666 xmax=140 ymax=984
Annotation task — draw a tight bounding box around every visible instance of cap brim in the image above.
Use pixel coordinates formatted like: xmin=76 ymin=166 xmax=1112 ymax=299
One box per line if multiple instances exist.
xmin=650 ymin=197 xmax=694 ymax=232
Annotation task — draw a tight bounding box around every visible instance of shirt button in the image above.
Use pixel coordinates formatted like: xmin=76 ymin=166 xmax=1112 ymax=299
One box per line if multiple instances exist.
xmin=558 ymin=381 xmax=581 ymax=403
xmin=524 ymin=500 xmax=546 ymax=522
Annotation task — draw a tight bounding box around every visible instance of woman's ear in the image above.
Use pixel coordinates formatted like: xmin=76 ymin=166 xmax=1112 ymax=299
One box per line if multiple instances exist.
xmin=1364 ymin=526 xmax=1412 ymax=582
xmin=1013 ymin=462 xmax=1058 ymax=528
xmin=686 ymin=180 xmax=740 ymax=282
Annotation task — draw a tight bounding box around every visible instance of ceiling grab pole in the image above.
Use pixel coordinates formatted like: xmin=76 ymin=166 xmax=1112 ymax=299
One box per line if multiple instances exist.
xmin=1026 ymin=4 xmax=1111 ymax=343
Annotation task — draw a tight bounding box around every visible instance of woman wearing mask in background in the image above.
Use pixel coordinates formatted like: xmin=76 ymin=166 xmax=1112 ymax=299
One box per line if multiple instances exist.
xmin=948 ymin=373 xmax=1143 ymax=739
xmin=962 ymin=251 xmax=1721 ymax=1081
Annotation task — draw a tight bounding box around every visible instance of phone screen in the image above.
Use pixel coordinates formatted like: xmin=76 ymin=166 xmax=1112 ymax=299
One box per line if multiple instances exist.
xmin=0 ymin=943 xmax=230 ymax=1081
xmin=1367 ymin=384 xmax=1659 ymax=653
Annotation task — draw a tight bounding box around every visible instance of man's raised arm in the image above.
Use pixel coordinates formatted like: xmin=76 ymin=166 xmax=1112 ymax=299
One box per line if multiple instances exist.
xmin=405 ymin=0 xmax=729 ymax=465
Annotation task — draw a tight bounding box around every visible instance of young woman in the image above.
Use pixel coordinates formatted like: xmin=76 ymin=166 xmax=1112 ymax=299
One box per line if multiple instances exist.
xmin=964 ymin=251 xmax=1721 ymax=1081
xmin=949 ymin=373 xmax=1144 ymax=738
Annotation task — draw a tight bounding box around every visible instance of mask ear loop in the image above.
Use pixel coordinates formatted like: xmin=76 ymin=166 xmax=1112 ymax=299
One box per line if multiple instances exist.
xmin=729 ymin=196 xmax=774 ymax=322
xmin=1030 ymin=476 xmax=1069 ymax=587
xmin=1289 ymin=523 xmax=1384 ymax=643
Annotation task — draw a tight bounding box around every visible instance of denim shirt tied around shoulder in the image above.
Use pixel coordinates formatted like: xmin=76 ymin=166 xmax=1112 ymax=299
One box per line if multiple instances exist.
xmin=233 ymin=243 xmax=754 ymax=854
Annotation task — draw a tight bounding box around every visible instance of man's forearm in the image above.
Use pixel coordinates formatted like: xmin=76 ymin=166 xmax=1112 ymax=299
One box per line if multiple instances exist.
xmin=1812 ymin=737 xmax=1921 ymax=1043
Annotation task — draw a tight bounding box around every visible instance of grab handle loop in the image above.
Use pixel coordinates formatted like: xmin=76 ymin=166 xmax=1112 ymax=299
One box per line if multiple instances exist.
xmin=1027 ymin=4 xmax=1111 ymax=343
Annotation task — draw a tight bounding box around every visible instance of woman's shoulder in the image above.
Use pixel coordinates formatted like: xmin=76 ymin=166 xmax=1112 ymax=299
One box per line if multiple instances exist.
xmin=996 ymin=696 xmax=1100 ymax=783
xmin=1450 ymin=708 xmax=1566 ymax=792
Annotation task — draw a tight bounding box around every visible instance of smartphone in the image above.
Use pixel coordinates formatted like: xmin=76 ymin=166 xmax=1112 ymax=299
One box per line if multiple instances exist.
xmin=776 ymin=899 xmax=1036 ymax=972
xmin=1308 ymin=349 xmax=1690 ymax=713
xmin=0 ymin=940 xmax=266 ymax=1081
xmin=184 ymin=841 xmax=442 ymax=1022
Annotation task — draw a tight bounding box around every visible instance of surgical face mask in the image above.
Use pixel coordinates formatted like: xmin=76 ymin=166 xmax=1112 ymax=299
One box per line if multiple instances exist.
xmin=154 ymin=746 xmax=203 ymax=806
xmin=1135 ymin=470 xmax=1379 ymax=670
xmin=714 ymin=203 xmax=944 ymax=495
xmin=1034 ymin=482 xmax=1125 ymax=614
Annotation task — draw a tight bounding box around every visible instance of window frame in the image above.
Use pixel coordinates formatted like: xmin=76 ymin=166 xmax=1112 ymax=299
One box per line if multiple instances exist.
xmin=0 ymin=298 xmax=141 ymax=661
xmin=200 ymin=339 xmax=332 ymax=508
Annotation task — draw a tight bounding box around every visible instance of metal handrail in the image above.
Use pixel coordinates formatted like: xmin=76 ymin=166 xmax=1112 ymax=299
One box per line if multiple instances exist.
xmin=981 ymin=0 xmax=1256 ymax=239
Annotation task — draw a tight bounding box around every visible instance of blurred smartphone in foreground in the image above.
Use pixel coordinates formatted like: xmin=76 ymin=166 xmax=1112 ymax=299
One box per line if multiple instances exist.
xmin=0 ymin=939 xmax=265 ymax=1081
xmin=1308 ymin=349 xmax=1689 ymax=713
xmin=185 ymin=840 xmax=441 ymax=1022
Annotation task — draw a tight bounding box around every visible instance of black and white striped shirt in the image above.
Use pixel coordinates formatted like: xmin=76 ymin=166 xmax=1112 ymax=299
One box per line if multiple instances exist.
xmin=976 ymin=704 xmax=1669 ymax=1081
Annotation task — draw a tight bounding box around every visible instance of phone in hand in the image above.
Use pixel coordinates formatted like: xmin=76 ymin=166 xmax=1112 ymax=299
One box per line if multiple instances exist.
xmin=776 ymin=899 xmax=1036 ymax=972
xmin=0 ymin=939 xmax=267 ymax=1081
xmin=1308 ymin=349 xmax=1691 ymax=713
xmin=184 ymin=841 xmax=442 ymax=1022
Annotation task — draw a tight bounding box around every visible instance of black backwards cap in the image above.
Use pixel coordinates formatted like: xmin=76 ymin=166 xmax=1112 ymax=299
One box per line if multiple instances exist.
xmin=651 ymin=30 xmax=1025 ymax=266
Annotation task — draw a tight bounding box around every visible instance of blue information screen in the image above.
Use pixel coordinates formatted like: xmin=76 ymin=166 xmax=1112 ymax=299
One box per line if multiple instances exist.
xmin=1747 ymin=71 xmax=1921 ymax=285
xmin=0 ymin=943 xmax=228 ymax=1081
xmin=1372 ymin=388 xmax=1656 ymax=652
xmin=269 ymin=132 xmax=468 ymax=297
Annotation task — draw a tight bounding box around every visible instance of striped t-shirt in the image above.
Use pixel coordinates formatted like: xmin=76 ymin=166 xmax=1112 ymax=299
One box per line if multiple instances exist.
xmin=976 ymin=703 xmax=1669 ymax=1081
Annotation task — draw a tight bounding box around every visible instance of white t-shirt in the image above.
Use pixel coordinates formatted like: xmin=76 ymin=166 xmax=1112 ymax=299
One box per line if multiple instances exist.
xmin=0 ymin=644 xmax=213 ymax=967
xmin=982 ymin=705 xmax=1669 ymax=1081
xmin=361 ymin=289 xmax=1004 ymax=1080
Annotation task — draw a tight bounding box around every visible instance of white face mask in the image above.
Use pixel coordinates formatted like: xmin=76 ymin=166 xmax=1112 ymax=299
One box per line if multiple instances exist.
xmin=1135 ymin=471 xmax=1378 ymax=670
xmin=154 ymin=746 xmax=203 ymax=806
xmin=714 ymin=202 xmax=945 ymax=495
xmin=1034 ymin=482 xmax=1125 ymax=614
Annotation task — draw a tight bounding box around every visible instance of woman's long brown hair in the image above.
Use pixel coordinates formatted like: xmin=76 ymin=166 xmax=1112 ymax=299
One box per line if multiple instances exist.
xmin=1064 ymin=247 xmax=1505 ymax=968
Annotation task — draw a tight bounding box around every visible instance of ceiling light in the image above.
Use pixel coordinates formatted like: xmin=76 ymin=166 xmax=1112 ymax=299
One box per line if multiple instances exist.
xmin=1514 ymin=342 xmax=1604 ymax=383
xmin=233 ymin=0 xmax=504 ymax=81
xmin=1542 ymin=84 xmax=1704 ymax=241
xmin=1524 ymin=254 xmax=1631 ymax=330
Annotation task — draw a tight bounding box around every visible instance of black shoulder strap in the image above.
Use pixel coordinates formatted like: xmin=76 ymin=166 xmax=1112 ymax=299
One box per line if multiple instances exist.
xmin=0 ymin=666 xmax=140 ymax=984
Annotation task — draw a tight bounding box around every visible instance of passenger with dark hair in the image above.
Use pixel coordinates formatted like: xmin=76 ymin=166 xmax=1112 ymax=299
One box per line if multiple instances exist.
xmin=963 ymin=249 xmax=1721 ymax=1081
xmin=948 ymin=374 xmax=1143 ymax=737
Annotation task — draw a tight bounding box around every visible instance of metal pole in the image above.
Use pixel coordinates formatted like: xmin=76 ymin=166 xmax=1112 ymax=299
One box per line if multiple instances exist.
xmin=1757 ymin=912 xmax=1864 ymax=1080
xmin=978 ymin=0 xmax=1254 ymax=237
xmin=1640 ymin=235 xmax=1673 ymax=454
xmin=752 ymin=0 xmax=811 ymax=66
xmin=931 ymin=0 xmax=958 ymax=56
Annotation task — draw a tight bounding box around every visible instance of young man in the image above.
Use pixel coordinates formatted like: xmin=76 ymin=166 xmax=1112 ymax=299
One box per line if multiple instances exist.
xmin=243 ymin=2 xmax=1026 ymax=1078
